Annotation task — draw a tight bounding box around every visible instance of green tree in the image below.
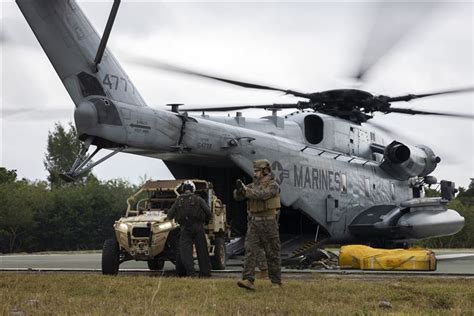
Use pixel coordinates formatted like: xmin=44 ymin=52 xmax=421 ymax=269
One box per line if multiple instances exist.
xmin=457 ymin=178 xmax=474 ymax=206
xmin=424 ymin=186 xmax=441 ymax=197
xmin=0 ymin=181 xmax=51 ymax=252
xmin=33 ymin=178 xmax=135 ymax=251
xmin=418 ymin=179 xmax=474 ymax=248
xmin=0 ymin=168 xmax=17 ymax=184
xmin=44 ymin=122 xmax=87 ymax=188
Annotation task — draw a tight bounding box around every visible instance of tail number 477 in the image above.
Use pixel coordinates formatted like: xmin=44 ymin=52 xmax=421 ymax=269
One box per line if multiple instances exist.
xmin=102 ymin=74 xmax=135 ymax=95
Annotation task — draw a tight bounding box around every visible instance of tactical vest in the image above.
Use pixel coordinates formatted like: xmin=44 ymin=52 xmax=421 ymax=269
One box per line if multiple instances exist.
xmin=248 ymin=195 xmax=281 ymax=216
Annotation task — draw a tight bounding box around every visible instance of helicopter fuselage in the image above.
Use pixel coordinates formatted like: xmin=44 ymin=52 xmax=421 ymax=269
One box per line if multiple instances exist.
xmin=74 ymin=97 xmax=465 ymax=244
xmin=17 ymin=0 xmax=465 ymax=246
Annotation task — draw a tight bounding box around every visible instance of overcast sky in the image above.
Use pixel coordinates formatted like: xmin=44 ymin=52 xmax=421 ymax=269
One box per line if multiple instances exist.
xmin=1 ymin=1 xmax=473 ymax=188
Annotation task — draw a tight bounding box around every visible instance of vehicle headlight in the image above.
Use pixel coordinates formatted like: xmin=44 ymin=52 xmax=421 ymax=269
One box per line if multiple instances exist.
xmin=158 ymin=222 xmax=173 ymax=231
xmin=118 ymin=223 xmax=128 ymax=232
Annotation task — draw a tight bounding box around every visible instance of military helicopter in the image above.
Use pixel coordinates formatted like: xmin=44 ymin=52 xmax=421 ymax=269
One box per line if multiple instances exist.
xmin=16 ymin=0 xmax=473 ymax=251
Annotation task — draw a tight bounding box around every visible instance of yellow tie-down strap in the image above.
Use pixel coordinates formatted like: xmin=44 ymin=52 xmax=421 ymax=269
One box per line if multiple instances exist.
xmin=339 ymin=245 xmax=437 ymax=271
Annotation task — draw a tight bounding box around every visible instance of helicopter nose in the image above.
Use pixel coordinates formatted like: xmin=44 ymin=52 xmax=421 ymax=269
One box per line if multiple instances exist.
xmin=74 ymin=100 xmax=97 ymax=130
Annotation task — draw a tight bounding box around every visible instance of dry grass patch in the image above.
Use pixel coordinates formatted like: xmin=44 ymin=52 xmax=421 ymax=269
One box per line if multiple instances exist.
xmin=0 ymin=273 xmax=473 ymax=315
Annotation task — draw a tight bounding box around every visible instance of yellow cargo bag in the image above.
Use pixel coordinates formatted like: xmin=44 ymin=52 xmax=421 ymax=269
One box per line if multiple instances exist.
xmin=339 ymin=245 xmax=437 ymax=271
xmin=339 ymin=245 xmax=390 ymax=269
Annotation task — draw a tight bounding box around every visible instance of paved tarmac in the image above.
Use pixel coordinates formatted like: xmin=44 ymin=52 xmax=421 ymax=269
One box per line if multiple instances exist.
xmin=1 ymin=249 xmax=473 ymax=275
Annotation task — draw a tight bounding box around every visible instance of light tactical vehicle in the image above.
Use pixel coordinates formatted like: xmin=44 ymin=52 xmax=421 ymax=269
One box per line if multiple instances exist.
xmin=102 ymin=179 xmax=229 ymax=275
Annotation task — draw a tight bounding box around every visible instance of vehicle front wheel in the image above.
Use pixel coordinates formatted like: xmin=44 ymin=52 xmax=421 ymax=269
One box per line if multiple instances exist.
xmin=102 ymin=238 xmax=120 ymax=275
xmin=147 ymin=258 xmax=165 ymax=270
xmin=211 ymin=236 xmax=226 ymax=270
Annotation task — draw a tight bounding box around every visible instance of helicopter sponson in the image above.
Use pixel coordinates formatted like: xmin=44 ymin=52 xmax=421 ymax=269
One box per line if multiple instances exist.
xmin=348 ymin=195 xmax=464 ymax=244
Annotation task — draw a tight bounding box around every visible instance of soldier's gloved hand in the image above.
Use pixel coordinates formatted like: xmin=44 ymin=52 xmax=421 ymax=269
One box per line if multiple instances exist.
xmin=235 ymin=179 xmax=245 ymax=192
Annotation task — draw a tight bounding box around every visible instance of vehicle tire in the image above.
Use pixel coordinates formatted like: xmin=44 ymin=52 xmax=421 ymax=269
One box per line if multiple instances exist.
xmin=211 ymin=236 xmax=226 ymax=270
xmin=147 ymin=258 xmax=165 ymax=270
xmin=102 ymin=238 xmax=120 ymax=275
xmin=175 ymin=252 xmax=187 ymax=277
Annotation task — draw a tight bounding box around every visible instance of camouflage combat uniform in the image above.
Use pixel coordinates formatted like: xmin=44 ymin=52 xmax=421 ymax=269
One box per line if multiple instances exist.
xmin=235 ymin=172 xmax=282 ymax=285
xmin=167 ymin=191 xmax=212 ymax=277
xmin=256 ymin=248 xmax=268 ymax=273
xmin=255 ymin=209 xmax=281 ymax=276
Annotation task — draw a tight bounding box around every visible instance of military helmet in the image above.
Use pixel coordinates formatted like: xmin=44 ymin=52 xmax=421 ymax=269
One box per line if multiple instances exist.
xmin=182 ymin=180 xmax=196 ymax=192
xmin=253 ymin=159 xmax=272 ymax=175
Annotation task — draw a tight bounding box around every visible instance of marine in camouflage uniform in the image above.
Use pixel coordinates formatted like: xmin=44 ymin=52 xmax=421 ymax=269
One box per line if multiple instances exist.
xmin=255 ymin=209 xmax=281 ymax=278
xmin=234 ymin=159 xmax=282 ymax=290
xmin=255 ymin=208 xmax=281 ymax=278
xmin=256 ymin=248 xmax=268 ymax=277
xmin=167 ymin=180 xmax=212 ymax=277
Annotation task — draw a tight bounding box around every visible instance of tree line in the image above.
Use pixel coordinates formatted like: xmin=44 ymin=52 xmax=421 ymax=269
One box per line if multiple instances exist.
xmin=0 ymin=123 xmax=473 ymax=252
xmin=418 ymin=183 xmax=474 ymax=248
xmin=0 ymin=168 xmax=135 ymax=253
xmin=0 ymin=123 xmax=136 ymax=253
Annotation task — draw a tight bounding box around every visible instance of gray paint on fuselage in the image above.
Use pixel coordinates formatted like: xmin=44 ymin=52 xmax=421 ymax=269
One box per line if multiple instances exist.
xmin=19 ymin=0 xmax=462 ymax=244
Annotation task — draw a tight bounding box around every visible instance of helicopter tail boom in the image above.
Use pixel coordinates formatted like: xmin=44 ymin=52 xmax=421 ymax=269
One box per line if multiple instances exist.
xmin=16 ymin=0 xmax=146 ymax=108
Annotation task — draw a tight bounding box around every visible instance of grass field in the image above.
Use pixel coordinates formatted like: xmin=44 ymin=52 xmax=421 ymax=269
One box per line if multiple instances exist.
xmin=1 ymin=273 xmax=473 ymax=315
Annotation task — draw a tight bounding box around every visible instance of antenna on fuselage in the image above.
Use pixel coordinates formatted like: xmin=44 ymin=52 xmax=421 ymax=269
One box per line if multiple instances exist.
xmin=268 ymin=108 xmax=281 ymax=116
xmin=93 ymin=0 xmax=121 ymax=73
xmin=166 ymin=103 xmax=184 ymax=113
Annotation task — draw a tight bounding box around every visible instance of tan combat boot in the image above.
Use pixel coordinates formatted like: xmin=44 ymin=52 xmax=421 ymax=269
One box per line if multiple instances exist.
xmin=237 ymin=279 xmax=255 ymax=291
xmin=256 ymin=270 xmax=268 ymax=279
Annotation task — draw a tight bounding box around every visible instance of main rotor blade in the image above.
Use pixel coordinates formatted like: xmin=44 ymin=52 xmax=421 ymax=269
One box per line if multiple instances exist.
xmin=2 ymin=108 xmax=72 ymax=120
xmin=364 ymin=120 xmax=417 ymax=145
xmin=354 ymin=2 xmax=438 ymax=80
xmin=365 ymin=119 xmax=458 ymax=164
xmin=388 ymin=107 xmax=474 ymax=119
xmin=129 ymin=57 xmax=311 ymax=99
xmin=386 ymin=87 xmax=474 ymax=102
xmin=181 ymin=103 xmax=303 ymax=112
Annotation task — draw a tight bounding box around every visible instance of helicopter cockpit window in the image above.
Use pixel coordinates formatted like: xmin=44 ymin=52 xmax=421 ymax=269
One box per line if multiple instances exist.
xmin=304 ymin=115 xmax=324 ymax=145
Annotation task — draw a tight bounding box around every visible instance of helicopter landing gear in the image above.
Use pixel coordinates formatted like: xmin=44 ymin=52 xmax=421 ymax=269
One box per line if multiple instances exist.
xmin=59 ymin=136 xmax=124 ymax=182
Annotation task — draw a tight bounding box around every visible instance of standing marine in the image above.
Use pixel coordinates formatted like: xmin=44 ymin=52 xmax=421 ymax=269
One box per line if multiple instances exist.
xmin=167 ymin=180 xmax=212 ymax=277
xmin=234 ymin=159 xmax=282 ymax=290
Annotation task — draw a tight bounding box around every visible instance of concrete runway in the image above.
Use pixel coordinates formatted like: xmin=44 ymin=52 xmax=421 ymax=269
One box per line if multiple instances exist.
xmin=1 ymin=249 xmax=473 ymax=276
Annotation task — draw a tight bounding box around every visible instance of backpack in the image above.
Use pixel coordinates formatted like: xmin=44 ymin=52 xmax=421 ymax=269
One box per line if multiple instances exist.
xmin=175 ymin=194 xmax=205 ymax=225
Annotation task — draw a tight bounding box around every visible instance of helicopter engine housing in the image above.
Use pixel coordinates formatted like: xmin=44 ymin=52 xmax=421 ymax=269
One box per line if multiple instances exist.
xmin=380 ymin=141 xmax=439 ymax=180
